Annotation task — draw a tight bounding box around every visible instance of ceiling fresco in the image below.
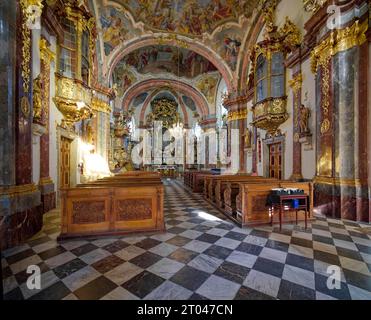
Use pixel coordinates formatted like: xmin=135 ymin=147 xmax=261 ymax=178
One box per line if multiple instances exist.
xmin=108 ymin=0 xmax=259 ymax=37
xmin=182 ymin=95 xmax=197 ymax=111
xmin=99 ymin=6 xmax=142 ymax=56
xmin=121 ymin=45 xmax=217 ymax=78
xmin=112 ymin=60 xmax=137 ymax=98
xmin=132 ymin=93 xmax=149 ymax=107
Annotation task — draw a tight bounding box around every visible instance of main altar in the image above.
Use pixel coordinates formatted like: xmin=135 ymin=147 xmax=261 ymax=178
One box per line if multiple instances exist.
xmin=145 ymin=165 xmax=179 ymax=179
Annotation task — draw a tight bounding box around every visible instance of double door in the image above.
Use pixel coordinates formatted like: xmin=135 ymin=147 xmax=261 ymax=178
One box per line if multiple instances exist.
xmin=269 ymin=142 xmax=283 ymax=180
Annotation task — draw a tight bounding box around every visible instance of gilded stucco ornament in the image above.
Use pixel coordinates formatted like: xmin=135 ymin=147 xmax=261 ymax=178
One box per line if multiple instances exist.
xmin=54 ymin=75 xmax=93 ymax=129
xmin=40 ymin=38 xmax=56 ymax=63
xmin=311 ymin=20 xmax=369 ymax=73
xmin=146 ymin=98 xmax=181 ymax=129
xmin=19 ymin=0 xmax=45 ymax=95
xmin=251 ymin=98 xmax=289 ymax=136
xmin=33 ymin=75 xmax=43 ymax=123
xmin=303 ymin=0 xmax=327 ymax=13
xmin=157 ymin=34 xmax=188 ymax=49
xmin=261 ymin=0 xmax=278 ymax=37
xmin=311 ymin=20 xmax=368 ymax=135
xmin=279 ymin=17 xmax=302 ymax=49
xmin=288 ymin=73 xmax=303 ymax=129
xmin=227 ymin=109 xmax=248 ymax=122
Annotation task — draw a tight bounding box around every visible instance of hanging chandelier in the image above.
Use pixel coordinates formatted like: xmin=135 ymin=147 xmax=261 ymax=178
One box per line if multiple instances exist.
xmin=169 ymin=120 xmax=185 ymax=139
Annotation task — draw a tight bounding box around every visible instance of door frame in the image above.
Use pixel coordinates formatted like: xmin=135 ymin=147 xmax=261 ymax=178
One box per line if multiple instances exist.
xmin=56 ymin=126 xmax=78 ymax=203
xmin=262 ymin=135 xmax=286 ymax=180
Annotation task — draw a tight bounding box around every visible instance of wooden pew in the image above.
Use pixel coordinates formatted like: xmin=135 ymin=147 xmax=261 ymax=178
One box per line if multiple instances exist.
xmin=223 ymin=180 xmax=279 ymax=217
xmin=183 ymin=171 xmax=217 ymax=193
xmin=204 ymin=175 xmax=277 ymax=208
xmin=59 ymin=172 xmax=165 ymax=240
xmin=229 ymin=181 xmax=314 ymax=227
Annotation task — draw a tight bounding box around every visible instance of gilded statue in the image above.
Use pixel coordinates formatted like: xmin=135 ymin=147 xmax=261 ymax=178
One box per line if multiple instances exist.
xmin=33 ymin=75 xmax=43 ymax=122
xmin=244 ymin=129 xmax=252 ymax=149
xmin=299 ymin=104 xmax=311 ymax=134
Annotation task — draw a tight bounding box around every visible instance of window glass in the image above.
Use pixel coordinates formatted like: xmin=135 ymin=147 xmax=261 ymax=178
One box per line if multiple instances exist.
xmin=256 ymin=79 xmax=268 ymax=102
xmin=59 ymin=18 xmax=76 ymax=78
xmin=81 ymin=30 xmax=90 ymax=84
xmin=271 ymin=75 xmax=284 ymax=97
xmin=271 ymin=52 xmax=284 ymax=75
xmin=256 ymin=54 xmax=267 ymax=81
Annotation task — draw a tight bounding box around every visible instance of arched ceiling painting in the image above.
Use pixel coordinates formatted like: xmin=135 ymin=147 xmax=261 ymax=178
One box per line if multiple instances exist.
xmin=123 ymin=45 xmax=217 ymax=78
xmin=105 ymin=0 xmax=259 ymax=37
xmin=94 ymin=0 xmax=263 ymax=119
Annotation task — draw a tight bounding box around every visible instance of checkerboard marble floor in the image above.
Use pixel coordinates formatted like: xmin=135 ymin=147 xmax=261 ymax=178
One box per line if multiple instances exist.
xmin=2 ymin=179 xmax=371 ymax=300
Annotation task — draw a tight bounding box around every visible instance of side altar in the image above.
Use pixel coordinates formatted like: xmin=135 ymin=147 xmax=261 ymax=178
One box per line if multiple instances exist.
xmin=58 ymin=171 xmax=165 ymax=240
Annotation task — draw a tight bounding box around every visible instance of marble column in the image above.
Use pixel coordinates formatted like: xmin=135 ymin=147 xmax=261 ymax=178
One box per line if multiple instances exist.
xmin=224 ymin=98 xmax=248 ymax=173
xmin=199 ymin=118 xmax=217 ymax=169
xmin=0 ymin=2 xmax=42 ymax=250
xmin=252 ymin=127 xmax=258 ymax=174
xmin=314 ymin=35 xmax=370 ymax=222
xmin=289 ymin=73 xmax=303 ymax=181
xmin=39 ymin=38 xmax=56 ymax=213
xmin=358 ymin=36 xmax=370 ymax=222
xmin=314 ymin=58 xmax=337 ymax=218
xmin=0 ymin=1 xmax=16 ymax=186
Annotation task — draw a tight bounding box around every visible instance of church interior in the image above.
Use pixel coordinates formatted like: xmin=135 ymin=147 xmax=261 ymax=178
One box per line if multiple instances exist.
xmin=1 ymin=0 xmax=371 ymax=301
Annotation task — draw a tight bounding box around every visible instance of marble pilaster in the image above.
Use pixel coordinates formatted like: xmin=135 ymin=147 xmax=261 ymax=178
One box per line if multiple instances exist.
xmin=0 ymin=2 xmax=42 ymax=250
xmin=39 ymin=38 xmax=56 ymax=213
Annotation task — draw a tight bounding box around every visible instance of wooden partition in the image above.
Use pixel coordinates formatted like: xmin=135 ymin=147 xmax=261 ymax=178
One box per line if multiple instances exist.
xmin=59 ymin=172 xmax=165 ymax=240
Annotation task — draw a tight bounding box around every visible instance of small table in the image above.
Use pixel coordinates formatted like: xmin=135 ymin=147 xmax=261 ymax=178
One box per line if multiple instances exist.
xmin=269 ymin=194 xmax=309 ymax=230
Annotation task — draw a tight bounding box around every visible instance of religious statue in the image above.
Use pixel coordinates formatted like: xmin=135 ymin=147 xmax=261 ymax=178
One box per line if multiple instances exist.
xmin=299 ymin=104 xmax=311 ymax=134
xmin=33 ymin=75 xmax=43 ymax=123
xmin=244 ymin=129 xmax=252 ymax=149
xmin=114 ymin=147 xmax=135 ymax=172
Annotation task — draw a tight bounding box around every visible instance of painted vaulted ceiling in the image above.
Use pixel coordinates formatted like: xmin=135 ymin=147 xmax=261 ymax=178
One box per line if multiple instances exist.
xmin=88 ymin=0 xmax=263 ymax=117
xmin=104 ymin=0 xmax=259 ymax=37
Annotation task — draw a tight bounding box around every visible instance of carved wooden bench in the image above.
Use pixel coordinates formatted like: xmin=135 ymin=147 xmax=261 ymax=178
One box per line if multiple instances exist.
xmin=59 ymin=172 xmax=165 ymax=240
xmin=232 ymin=181 xmax=314 ymax=227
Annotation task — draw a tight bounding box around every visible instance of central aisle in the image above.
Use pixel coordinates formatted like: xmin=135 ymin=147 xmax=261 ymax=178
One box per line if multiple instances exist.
xmin=2 ymin=180 xmax=371 ymax=300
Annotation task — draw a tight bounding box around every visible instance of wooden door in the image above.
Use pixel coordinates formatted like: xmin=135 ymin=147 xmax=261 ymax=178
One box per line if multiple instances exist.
xmin=269 ymin=143 xmax=283 ymax=180
xmin=60 ymin=136 xmax=72 ymax=189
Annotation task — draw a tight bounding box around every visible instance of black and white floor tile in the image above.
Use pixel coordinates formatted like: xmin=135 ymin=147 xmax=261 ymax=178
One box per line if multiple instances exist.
xmin=2 ymin=179 xmax=371 ymax=300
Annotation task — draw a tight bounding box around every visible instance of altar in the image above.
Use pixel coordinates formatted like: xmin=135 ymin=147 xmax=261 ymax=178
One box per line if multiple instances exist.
xmin=145 ymin=165 xmax=180 ymax=179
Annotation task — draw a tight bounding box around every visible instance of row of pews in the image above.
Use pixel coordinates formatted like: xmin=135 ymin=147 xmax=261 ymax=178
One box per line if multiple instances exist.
xmin=185 ymin=171 xmax=313 ymax=227
xmin=59 ymin=171 xmax=165 ymax=240
xmin=183 ymin=170 xmax=219 ymax=193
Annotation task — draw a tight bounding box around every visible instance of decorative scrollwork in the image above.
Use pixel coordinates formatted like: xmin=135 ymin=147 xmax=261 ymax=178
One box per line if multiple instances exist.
xmin=303 ymin=0 xmax=326 ymax=13
xmin=33 ymin=75 xmax=43 ymax=123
